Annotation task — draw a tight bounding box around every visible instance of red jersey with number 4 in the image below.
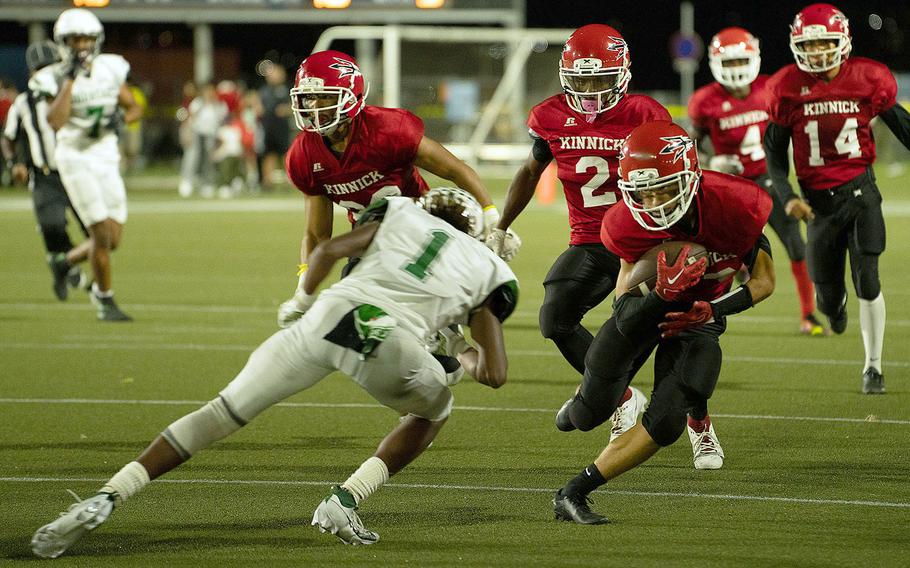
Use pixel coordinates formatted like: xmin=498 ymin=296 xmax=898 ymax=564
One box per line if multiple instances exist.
xmin=766 ymin=57 xmax=897 ymax=191
xmin=688 ymin=75 xmax=771 ymax=180
xmin=601 ymin=170 xmax=771 ymax=302
xmin=528 ymin=94 xmax=670 ymax=245
xmin=286 ymin=105 xmax=429 ymax=223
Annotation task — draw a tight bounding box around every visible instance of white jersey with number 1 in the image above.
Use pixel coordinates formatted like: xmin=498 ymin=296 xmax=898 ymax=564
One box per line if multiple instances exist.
xmin=29 ymin=53 xmax=129 ymax=155
xmin=321 ymin=197 xmax=519 ymax=342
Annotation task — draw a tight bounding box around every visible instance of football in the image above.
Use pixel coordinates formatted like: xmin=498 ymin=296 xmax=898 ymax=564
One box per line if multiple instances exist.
xmin=625 ymin=241 xmax=708 ymax=297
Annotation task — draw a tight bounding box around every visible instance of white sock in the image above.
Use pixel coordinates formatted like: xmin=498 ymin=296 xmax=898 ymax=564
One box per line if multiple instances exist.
xmin=859 ymin=293 xmax=886 ymax=373
xmin=100 ymin=461 xmax=150 ymax=505
xmin=341 ymin=456 xmax=389 ymax=505
xmin=92 ymin=282 xmax=113 ymax=298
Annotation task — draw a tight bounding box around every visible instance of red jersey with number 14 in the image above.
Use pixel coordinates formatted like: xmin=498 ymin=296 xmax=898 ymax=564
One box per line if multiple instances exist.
xmin=766 ymin=57 xmax=897 ymax=191
xmin=528 ymin=94 xmax=670 ymax=245
xmin=286 ymin=105 xmax=429 ymax=224
xmin=688 ymin=75 xmax=771 ymax=179
xmin=601 ymin=171 xmax=771 ymax=303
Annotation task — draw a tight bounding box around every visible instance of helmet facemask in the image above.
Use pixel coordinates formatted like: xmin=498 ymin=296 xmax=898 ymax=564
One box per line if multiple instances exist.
xmin=791 ymin=34 xmax=850 ymax=73
xmin=560 ymin=63 xmax=630 ymax=115
xmin=709 ymin=45 xmax=760 ymax=89
xmin=290 ymin=79 xmax=369 ymax=135
xmin=619 ymin=169 xmax=700 ymax=231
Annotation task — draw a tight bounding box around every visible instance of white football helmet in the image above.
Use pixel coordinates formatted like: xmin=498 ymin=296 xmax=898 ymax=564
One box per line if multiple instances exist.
xmin=420 ymin=187 xmax=484 ymax=240
xmin=53 ymin=8 xmax=104 ymax=65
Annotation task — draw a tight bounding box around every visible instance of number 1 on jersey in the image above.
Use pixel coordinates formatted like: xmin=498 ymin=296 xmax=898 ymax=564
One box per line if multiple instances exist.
xmin=803 ymin=118 xmax=861 ymax=166
xmin=403 ymin=230 xmax=450 ymax=281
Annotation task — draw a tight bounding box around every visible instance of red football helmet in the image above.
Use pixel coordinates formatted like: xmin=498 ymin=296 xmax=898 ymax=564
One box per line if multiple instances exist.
xmin=559 ymin=24 xmax=631 ymax=115
xmin=789 ymin=3 xmax=851 ymax=73
xmin=290 ymin=50 xmax=369 ymax=134
xmin=618 ymin=121 xmax=701 ymax=231
xmin=708 ymin=27 xmax=761 ymax=89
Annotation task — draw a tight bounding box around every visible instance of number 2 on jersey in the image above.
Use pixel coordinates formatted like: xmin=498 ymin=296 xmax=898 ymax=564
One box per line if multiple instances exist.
xmin=403 ymin=230 xmax=450 ymax=281
xmin=803 ymin=118 xmax=861 ymax=166
xmin=576 ymin=156 xmax=617 ymax=207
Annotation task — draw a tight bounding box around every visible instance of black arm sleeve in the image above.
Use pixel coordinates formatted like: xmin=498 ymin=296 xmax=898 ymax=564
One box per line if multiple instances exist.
xmin=763 ymin=122 xmax=799 ymax=207
xmin=741 ymin=233 xmax=772 ymax=272
xmin=879 ymin=104 xmax=910 ymax=150
xmin=531 ymin=136 xmax=553 ymax=163
xmin=612 ymin=291 xmax=668 ymax=339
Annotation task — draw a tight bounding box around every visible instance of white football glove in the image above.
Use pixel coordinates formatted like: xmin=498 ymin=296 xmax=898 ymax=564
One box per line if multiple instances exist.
xmin=277 ymin=272 xmax=316 ymax=328
xmin=708 ymin=154 xmax=745 ymax=176
xmin=437 ymin=324 xmax=471 ymax=357
xmin=485 ymin=228 xmax=522 ymax=262
xmin=482 ymin=206 xmax=501 ymax=239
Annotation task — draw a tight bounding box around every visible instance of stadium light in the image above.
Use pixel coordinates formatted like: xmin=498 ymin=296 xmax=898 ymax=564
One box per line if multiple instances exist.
xmin=73 ymin=0 xmax=110 ymax=6
xmin=416 ymin=0 xmax=446 ymax=7
xmin=313 ymin=0 xmax=351 ymax=8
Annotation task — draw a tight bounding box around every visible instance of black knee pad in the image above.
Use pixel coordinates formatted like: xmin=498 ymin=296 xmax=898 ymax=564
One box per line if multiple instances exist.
xmin=815 ymin=282 xmax=847 ymax=315
xmin=566 ymin=394 xmax=604 ymax=432
xmin=679 ymin=336 xmax=722 ymax=401
xmin=642 ymin=405 xmax=688 ymax=446
xmin=851 ymin=255 xmax=881 ymax=300
xmin=538 ymin=298 xmax=579 ymax=339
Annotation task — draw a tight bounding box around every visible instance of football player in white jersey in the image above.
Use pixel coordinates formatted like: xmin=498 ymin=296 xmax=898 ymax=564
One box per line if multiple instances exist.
xmin=31 ymin=188 xmax=518 ymax=557
xmin=31 ymin=8 xmax=143 ymax=321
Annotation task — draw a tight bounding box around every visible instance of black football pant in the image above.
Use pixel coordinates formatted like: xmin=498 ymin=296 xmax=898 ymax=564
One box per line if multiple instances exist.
xmin=540 ymin=244 xmax=619 ymax=374
xmin=754 ymin=174 xmax=806 ymax=261
xmin=31 ymin=169 xmax=87 ymax=254
xmin=570 ymin=315 xmax=724 ymax=446
xmin=803 ymin=169 xmax=885 ymax=315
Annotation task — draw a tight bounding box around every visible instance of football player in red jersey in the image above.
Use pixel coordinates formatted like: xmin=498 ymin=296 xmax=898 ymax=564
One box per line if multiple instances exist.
xmin=689 ymin=27 xmax=825 ymax=336
xmin=763 ymin=4 xmax=910 ymax=394
xmin=487 ymin=24 xmax=713 ymax=452
xmin=279 ymin=50 xmax=501 ymax=327
xmin=552 ymin=121 xmax=775 ymax=524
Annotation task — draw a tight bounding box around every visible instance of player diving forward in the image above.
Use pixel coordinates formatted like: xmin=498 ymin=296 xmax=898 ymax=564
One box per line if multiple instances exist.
xmin=278 ymin=50 xmax=516 ymax=327
xmin=31 ymin=188 xmax=518 ymax=558
xmin=31 ymin=8 xmax=143 ymax=321
xmin=689 ymin=26 xmax=825 ymax=335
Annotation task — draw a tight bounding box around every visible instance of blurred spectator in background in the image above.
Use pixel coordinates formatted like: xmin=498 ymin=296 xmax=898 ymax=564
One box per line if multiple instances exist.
xmin=120 ymin=74 xmax=148 ymax=173
xmin=176 ymin=80 xmax=197 ymax=193
xmin=179 ymin=82 xmax=228 ymax=198
xmin=0 ymin=78 xmax=18 ymax=186
xmin=242 ymin=88 xmax=264 ymax=192
xmin=257 ymin=63 xmax=291 ymax=191
xmin=2 ymin=41 xmax=90 ymax=300
xmin=213 ymin=113 xmax=249 ymax=199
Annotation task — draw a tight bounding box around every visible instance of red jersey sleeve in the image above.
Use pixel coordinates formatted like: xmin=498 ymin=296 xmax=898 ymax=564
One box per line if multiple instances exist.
xmin=391 ymin=109 xmax=425 ymax=167
xmin=285 ymin=136 xmax=319 ymax=196
xmin=527 ymin=103 xmax=546 ymax=139
xmin=687 ymin=86 xmax=711 ymax=130
xmin=765 ymin=70 xmax=791 ymax=127
xmin=871 ymin=63 xmax=898 ymax=115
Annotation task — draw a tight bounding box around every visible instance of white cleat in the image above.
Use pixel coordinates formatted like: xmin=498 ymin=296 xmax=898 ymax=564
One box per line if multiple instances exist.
xmin=688 ymin=423 xmax=725 ymax=470
xmin=609 ymin=387 xmax=647 ymax=442
xmin=31 ymin=491 xmax=115 ymax=559
xmin=312 ymin=487 xmax=379 ymax=546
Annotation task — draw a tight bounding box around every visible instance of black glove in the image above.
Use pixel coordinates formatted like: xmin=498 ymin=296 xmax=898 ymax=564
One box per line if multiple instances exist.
xmin=62 ymin=52 xmax=89 ymax=80
xmin=105 ymin=110 xmax=125 ymax=136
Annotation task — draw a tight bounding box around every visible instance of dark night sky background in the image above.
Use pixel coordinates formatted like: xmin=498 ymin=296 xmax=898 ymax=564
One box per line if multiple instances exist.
xmin=1 ymin=1 xmax=907 ymax=91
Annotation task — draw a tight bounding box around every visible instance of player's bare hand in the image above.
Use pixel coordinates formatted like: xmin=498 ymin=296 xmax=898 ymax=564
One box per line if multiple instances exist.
xmin=654 ymin=245 xmax=707 ymax=301
xmin=785 ymin=198 xmax=814 ymax=221
xmin=11 ymin=163 xmax=28 ymax=185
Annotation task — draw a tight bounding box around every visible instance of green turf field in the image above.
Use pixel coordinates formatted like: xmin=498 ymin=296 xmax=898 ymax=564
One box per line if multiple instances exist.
xmin=1 ymin=171 xmax=909 ymax=565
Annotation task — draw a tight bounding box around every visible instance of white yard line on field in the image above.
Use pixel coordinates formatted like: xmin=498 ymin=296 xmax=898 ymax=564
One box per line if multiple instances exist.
xmin=0 ymin=397 xmax=907 ymax=425
xmin=1 ymin=475 xmax=907 ymax=509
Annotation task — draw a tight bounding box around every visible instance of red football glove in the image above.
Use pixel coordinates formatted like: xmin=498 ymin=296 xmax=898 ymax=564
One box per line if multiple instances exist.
xmin=654 ymin=245 xmax=708 ymax=301
xmin=659 ymin=301 xmax=715 ymax=339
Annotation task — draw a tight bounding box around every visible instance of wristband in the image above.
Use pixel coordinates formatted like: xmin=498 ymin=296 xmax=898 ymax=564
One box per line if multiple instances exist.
xmin=709 ymin=285 xmax=753 ymax=319
xmin=296 ymin=263 xmax=308 ymax=276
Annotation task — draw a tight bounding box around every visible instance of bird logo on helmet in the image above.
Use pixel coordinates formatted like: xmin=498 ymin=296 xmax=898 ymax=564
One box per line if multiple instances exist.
xmin=290 ymin=50 xmax=370 ymax=135
xmin=618 ymin=121 xmax=701 ymax=231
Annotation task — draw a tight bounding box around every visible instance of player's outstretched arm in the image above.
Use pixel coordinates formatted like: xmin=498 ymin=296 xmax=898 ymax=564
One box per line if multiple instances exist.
xmin=302 ymin=194 xmax=334 ymax=261
xmin=46 ymin=80 xmax=75 ymax=131
xmin=303 ymin=221 xmax=380 ymax=295
xmin=413 ymin=136 xmax=494 ymax=210
xmin=458 ymin=303 xmax=507 ymax=389
xmin=498 ymin=144 xmax=550 ymax=231
xmin=879 ymin=103 xmax=910 ymax=151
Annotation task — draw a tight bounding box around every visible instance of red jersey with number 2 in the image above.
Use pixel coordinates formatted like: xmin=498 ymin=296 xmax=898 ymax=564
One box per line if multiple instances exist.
xmin=688 ymin=75 xmax=771 ymax=180
xmin=601 ymin=171 xmax=771 ymax=303
xmin=766 ymin=57 xmax=897 ymax=191
xmin=528 ymin=94 xmax=670 ymax=245
xmin=286 ymin=105 xmax=429 ymax=224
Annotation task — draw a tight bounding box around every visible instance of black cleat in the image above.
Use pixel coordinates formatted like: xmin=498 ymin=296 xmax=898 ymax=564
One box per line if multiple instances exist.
xmin=553 ymin=489 xmax=609 ymax=525
xmin=862 ymin=368 xmax=885 ymax=394
xmin=93 ymin=294 xmax=133 ymax=322
xmin=48 ymin=253 xmax=70 ymax=301
xmin=555 ymin=397 xmax=576 ymax=432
